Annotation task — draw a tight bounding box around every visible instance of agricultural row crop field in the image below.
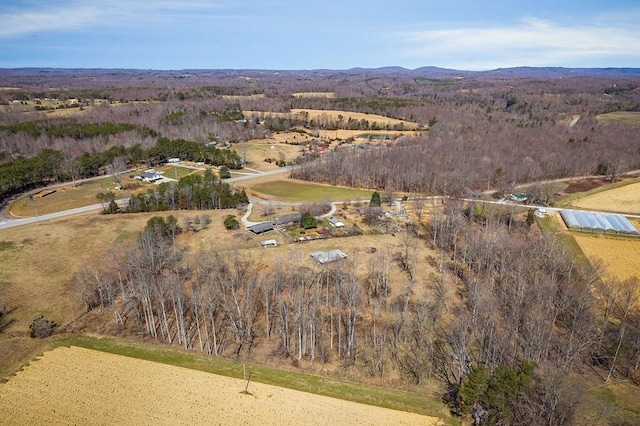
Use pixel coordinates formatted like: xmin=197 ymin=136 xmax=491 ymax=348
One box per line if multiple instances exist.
xmin=0 ymin=345 xmax=441 ymax=425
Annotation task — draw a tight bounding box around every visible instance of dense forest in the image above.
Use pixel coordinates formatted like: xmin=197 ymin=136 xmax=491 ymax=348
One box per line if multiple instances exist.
xmin=2 ymin=67 xmax=640 ymax=424
xmin=2 ymin=68 xmax=639 ymax=200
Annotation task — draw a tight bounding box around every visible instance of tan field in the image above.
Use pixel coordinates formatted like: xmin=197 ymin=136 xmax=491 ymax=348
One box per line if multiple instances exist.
xmin=571 ymin=181 xmax=640 ymax=214
xmin=292 ymin=92 xmax=335 ymax=98
xmin=0 ymin=346 xmax=441 ymax=426
xmin=596 ymin=111 xmax=640 ymax=125
xmin=222 ymin=94 xmax=266 ymax=100
xmin=235 ymin=139 xmax=306 ymax=171
xmin=245 ymin=109 xmax=422 ymax=130
xmin=573 ymin=234 xmax=640 ymax=282
xmin=290 ymin=109 xmax=421 ymax=129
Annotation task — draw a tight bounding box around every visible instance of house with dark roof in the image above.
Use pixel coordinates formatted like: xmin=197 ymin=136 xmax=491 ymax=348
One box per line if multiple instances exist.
xmin=247 ymin=222 xmax=274 ymax=234
xmin=274 ymin=213 xmax=301 ymax=226
xmin=356 ymin=206 xmax=383 ymax=217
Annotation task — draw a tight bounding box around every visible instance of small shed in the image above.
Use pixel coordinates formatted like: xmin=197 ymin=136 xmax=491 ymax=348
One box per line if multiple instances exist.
xmin=328 ymin=216 xmax=345 ymax=228
xmin=310 ymin=249 xmax=348 ymax=265
xmin=260 ymin=239 xmax=278 ymax=248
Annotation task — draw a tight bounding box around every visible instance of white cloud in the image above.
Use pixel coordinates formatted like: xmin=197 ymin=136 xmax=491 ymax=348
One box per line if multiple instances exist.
xmin=0 ymin=3 xmax=100 ymax=37
xmin=0 ymin=1 xmax=230 ymax=38
xmin=396 ymin=16 xmax=640 ymax=69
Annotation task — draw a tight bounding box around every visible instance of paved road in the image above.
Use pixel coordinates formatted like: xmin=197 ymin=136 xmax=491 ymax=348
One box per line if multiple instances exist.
xmin=0 ymin=199 xmax=128 ymax=230
xmin=0 ymin=166 xmax=291 ymax=230
xmin=2 ymin=167 xmax=640 ymax=231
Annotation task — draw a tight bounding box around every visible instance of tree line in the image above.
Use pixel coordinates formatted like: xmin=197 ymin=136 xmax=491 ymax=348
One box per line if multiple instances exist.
xmin=0 ymin=120 xmax=155 ymax=140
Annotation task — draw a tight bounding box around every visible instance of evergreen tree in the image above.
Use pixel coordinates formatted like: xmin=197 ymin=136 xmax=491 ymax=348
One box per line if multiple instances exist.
xmin=370 ymin=191 xmax=381 ymax=207
xmin=300 ymin=211 xmax=317 ymax=229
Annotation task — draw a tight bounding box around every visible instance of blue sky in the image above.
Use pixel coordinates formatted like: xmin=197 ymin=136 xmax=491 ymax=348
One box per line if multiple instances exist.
xmin=1 ymin=1 xmax=639 ymax=70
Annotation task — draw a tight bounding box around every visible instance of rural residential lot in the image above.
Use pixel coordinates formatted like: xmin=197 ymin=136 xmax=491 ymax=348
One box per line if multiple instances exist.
xmin=1 ymin=67 xmax=640 ymax=425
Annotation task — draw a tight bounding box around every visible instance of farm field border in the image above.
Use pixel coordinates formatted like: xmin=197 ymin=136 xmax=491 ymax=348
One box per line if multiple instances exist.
xmin=0 ymin=334 xmax=453 ymax=425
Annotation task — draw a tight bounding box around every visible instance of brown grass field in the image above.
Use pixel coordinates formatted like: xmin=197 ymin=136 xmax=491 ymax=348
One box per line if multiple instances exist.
xmin=222 ymin=94 xmax=266 ymax=100
xmin=573 ymin=234 xmax=640 ymax=282
xmin=0 ymin=99 xmax=151 ymax=117
xmin=245 ymin=109 xmax=422 ymax=130
xmin=596 ymin=111 xmax=640 ymax=125
xmin=288 ymin=109 xmax=422 ymax=129
xmin=570 ymin=181 xmax=640 ymax=214
xmin=235 ymin=139 xmax=305 ymax=171
xmin=292 ymin=92 xmax=335 ymax=98
xmin=0 ymin=346 xmax=441 ymax=425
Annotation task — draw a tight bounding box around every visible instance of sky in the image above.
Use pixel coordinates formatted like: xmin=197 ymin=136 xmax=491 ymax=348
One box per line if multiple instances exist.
xmin=1 ymin=0 xmax=639 ymax=71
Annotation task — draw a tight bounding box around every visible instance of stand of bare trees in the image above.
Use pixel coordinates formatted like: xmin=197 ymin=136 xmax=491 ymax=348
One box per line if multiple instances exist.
xmin=77 ymin=202 xmax=640 ymax=424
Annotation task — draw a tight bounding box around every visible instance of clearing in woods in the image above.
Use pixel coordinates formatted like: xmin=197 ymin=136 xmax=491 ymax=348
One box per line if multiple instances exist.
xmin=595 ymin=111 xmax=640 ymax=125
xmin=0 ymin=345 xmax=443 ymax=425
xmin=245 ymin=109 xmax=422 ymax=129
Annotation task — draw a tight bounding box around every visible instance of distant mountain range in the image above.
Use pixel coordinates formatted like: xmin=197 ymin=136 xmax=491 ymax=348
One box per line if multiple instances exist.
xmin=345 ymin=66 xmax=640 ymax=78
xmin=2 ymin=66 xmax=639 ymax=79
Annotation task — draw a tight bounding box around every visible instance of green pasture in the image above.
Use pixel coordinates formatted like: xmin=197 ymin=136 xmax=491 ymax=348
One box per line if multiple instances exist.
xmin=156 ymin=164 xmax=199 ymax=180
xmin=246 ymin=180 xmax=373 ymax=202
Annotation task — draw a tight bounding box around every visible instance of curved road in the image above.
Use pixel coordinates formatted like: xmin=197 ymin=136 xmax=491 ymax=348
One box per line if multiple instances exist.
xmin=2 ymin=167 xmax=640 ymax=231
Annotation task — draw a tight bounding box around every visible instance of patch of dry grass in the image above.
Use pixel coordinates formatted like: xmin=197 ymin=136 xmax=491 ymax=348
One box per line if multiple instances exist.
xmin=573 ymin=234 xmax=640 ymax=282
xmin=0 ymin=209 xmax=252 ymax=376
xmin=234 ymin=140 xmax=305 ymax=171
xmin=596 ymin=111 xmax=640 ymax=125
xmin=571 ymin=181 xmax=640 ymax=214
xmin=8 ymin=176 xmax=144 ymax=217
xmin=292 ymin=92 xmax=335 ymax=98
